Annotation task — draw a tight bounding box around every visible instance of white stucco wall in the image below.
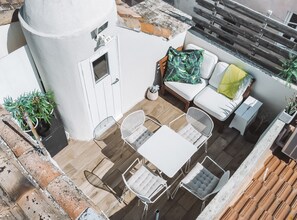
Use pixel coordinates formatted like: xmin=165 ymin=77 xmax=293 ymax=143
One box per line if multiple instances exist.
xmin=185 ymin=30 xmax=297 ymax=119
xmin=0 ymin=45 xmax=41 ymax=103
xmin=0 ymin=22 xmax=26 ymax=59
xmin=19 ymin=1 xmax=118 ymax=140
xmin=116 ymin=28 xmax=187 ymax=113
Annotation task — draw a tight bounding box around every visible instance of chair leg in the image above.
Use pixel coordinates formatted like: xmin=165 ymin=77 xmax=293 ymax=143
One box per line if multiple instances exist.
xmin=185 ymin=158 xmax=191 ymax=173
xmin=171 ymin=182 xmax=182 ymax=199
xmin=204 ymin=141 xmax=208 ymax=154
xmin=141 ymin=203 xmax=148 ymax=220
xmin=200 ymin=200 xmax=206 ymax=213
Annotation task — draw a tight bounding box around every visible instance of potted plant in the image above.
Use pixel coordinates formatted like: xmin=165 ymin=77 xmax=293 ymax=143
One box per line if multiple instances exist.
xmin=3 ymin=90 xmax=56 ymax=136
xmin=279 ymin=54 xmax=297 ymax=84
xmin=147 ymin=85 xmax=160 ymax=101
xmin=279 ymin=94 xmax=297 ymax=124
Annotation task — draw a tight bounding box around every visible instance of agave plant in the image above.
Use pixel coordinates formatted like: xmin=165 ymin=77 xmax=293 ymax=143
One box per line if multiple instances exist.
xmin=279 ymin=54 xmax=297 ymax=84
xmin=3 ymin=90 xmax=56 ymax=130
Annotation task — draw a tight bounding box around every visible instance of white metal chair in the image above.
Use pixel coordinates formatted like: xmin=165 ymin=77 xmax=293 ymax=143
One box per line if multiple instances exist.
xmin=120 ymin=110 xmax=161 ymax=151
xmin=122 ymin=158 xmax=169 ymax=219
xmin=171 ymin=156 xmax=230 ymax=213
xmin=169 ymin=107 xmax=214 ymax=153
xmin=93 ymin=116 xmax=119 ymax=149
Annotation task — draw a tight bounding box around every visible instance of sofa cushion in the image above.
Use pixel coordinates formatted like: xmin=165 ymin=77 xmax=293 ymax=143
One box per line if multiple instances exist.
xmin=209 ymin=62 xmax=229 ymax=88
xmin=193 ymin=86 xmax=243 ymax=121
xmin=165 ymin=78 xmax=208 ymax=101
xmin=217 ymin=64 xmax=248 ymax=99
xmin=164 ymin=47 xmax=204 ymax=84
xmin=185 ymin=44 xmax=218 ymax=79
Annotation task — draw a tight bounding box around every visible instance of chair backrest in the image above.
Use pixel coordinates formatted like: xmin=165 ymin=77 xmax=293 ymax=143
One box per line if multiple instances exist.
xmin=121 ymin=110 xmax=146 ymax=139
xmin=186 ymin=107 xmax=214 ymax=137
xmin=93 ymin=116 xmax=118 ymax=141
xmin=207 ymin=170 xmax=230 ymax=198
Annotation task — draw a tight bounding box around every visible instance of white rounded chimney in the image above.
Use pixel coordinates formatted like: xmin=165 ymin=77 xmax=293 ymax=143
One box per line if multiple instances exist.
xmin=19 ymin=0 xmax=118 ymax=140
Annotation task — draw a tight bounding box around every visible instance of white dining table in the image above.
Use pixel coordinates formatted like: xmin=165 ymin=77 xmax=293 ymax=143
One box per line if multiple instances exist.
xmin=137 ymin=125 xmax=197 ymax=178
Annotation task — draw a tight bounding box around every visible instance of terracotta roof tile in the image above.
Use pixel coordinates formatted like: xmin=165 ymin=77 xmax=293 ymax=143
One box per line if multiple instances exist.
xmin=46 ymin=175 xmax=92 ymax=220
xmin=0 ymin=120 xmax=33 ymax=157
xmin=274 ymin=202 xmax=290 ymax=220
xmin=17 ymin=188 xmax=68 ymax=219
xmin=220 ymin=208 xmax=238 ymax=220
xmin=253 ymin=186 xmax=268 ymax=202
xmin=287 ymin=172 xmax=297 ymax=185
xmin=233 ymin=194 xmax=249 ymax=212
xmin=276 ymin=183 xmax=292 ymax=201
xmin=259 ymin=211 xmax=273 ymax=220
xmin=244 ymin=180 xmax=262 ymax=198
xmin=279 ymin=166 xmax=294 ymax=181
xmin=258 ymin=191 xmax=276 ymax=211
xmin=250 ymin=207 xmax=265 ymax=219
xmin=220 ymin=154 xmax=297 ymax=220
xmin=18 ymin=150 xmax=62 ymax=189
xmin=262 ymin=172 xmax=278 ymax=189
xmin=267 ymin=199 xmax=282 ymax=216
xmin=238 ymin=198 xmax=257 ymax=219
xmin=286 ymin=190 xmax=297 ymax=205
xmin=273 ymin=161 xmax=286 ymax=176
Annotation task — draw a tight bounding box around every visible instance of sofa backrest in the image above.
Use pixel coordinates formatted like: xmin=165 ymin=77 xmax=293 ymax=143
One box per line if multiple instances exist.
xmin=184 ymin=44 xmax=218 ymax=80
xmin=209 ymin=62 xmax=229 ymax=89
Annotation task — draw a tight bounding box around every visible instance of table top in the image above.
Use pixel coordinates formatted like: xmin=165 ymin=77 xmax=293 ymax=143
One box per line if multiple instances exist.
xmin=235 ymin=96 xmax=263 ymax=120
xmin=137 ymin=125 xmax=197 ymax=178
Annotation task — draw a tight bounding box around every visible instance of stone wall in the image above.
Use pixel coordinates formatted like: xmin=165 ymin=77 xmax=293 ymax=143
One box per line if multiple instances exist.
xmin=0 ymin=106 xmax=107 ymax=219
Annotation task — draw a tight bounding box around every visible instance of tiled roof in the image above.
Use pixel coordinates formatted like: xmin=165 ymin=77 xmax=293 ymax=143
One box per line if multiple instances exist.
xmin=0 ymin=0 xmax=24 ymax=25
xmin=220 ymin=153 xmax=297 ymax=220
xmin=0 ymin=106 xmax=107 ymax=219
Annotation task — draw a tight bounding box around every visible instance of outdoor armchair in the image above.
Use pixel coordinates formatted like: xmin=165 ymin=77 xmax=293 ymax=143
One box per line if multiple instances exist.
xmin=171 ymin=156 xmax=230 ymax=213
xmin=169 ymin=107 xmax=214 ymax=153
xmin=120 ymin=110 xmax=161 ymax=151
xmin=122 ymin=158 xmax=169 ymax=219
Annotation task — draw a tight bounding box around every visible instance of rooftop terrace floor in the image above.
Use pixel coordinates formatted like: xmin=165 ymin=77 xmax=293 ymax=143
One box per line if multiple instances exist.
xmin=54 ymin=96 xmax=255 ymax=219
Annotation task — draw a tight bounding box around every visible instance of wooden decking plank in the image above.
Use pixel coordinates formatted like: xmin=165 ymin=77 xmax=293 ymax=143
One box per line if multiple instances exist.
xmin=54 ymin=97 xmax=256 ymax=219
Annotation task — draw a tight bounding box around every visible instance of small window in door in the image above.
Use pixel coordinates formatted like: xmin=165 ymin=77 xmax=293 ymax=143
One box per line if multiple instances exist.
xmin=92 ymin=53 xmax=109 ymax=82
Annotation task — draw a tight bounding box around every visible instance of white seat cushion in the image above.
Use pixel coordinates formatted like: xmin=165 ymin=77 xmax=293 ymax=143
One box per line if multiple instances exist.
xmin=165 ymin=78 xmax=208 ymax=101
xmin=209 ymin=62 xmax=229 ymax=89
xmin=185 ymin=44 xmax=218 ymax=79
xmin=127 ymin=166 xmax=166 ymax=200
xmin=178 ymin=124 xmax=208 ymax=148
xmin=181 ymin=162 xmax=219 ymax=199
xmin=193 ymin=86 xmax=243 ymax=121
xmin=126 ymin=125 xmax=152 ymax=149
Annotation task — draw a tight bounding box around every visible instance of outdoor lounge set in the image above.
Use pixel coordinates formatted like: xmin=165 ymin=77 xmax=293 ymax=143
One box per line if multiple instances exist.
xmin=159 ymin=43 xmax=255 ymax=123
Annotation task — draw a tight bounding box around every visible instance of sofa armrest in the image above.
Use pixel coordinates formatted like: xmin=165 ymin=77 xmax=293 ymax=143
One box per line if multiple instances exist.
xmin=242 ymin=78 xmax=256 ymax=99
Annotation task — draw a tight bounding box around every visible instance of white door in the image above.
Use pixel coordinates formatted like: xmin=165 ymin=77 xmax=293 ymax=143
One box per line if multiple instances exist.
xmin=80 ymin=37 xmax=122 ymax=129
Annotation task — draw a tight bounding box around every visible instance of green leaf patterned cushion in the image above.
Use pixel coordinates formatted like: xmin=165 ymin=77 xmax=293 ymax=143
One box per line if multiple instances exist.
xmin=164 ymin=47 xmax=204 ymax=84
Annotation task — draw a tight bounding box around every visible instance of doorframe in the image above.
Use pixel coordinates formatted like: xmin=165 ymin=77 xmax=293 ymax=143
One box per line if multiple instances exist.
xmin=79 ymin=36 xmax=122 ymax=130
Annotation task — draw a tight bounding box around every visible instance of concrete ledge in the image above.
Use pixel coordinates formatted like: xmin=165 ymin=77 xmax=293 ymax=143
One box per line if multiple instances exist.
xmin=197 ymin=118 xmax=285 ymax=220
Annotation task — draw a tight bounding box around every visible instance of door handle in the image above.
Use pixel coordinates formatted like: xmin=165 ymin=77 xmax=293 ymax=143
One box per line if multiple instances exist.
xmin=111 ymin=78 xmax=119 ymax=85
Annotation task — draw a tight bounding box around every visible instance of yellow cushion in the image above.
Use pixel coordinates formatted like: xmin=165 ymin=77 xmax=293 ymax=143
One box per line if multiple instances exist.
xmin=217 ymin=64 xmax=247 ymax=99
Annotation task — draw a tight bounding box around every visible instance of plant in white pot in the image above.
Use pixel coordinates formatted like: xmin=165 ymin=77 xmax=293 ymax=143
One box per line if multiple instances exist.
xmin=279 ymin=94 xmax=297 ymax=124
xmin=147 ymin=85 xmax=160 ymax=101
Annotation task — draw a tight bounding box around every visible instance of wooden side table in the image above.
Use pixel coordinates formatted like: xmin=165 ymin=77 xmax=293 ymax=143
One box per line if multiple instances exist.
xmin=229 ymin=96 xmax=263 ymax=135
